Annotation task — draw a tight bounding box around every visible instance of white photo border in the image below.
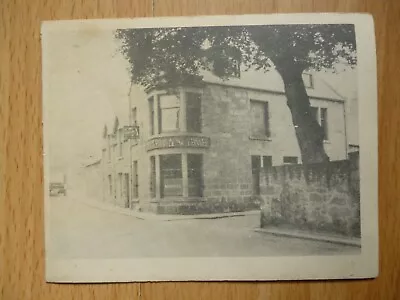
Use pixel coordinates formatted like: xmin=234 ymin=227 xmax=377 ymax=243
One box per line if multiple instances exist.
xmin=41 ymin=13 xmax=378 ymax=282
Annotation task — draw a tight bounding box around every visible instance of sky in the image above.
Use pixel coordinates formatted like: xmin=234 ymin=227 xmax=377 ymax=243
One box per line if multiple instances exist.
xmin=43 ymin=27 xmax=358 ymax=176
xmin=44 ymin=29 xmax=133 ymax=174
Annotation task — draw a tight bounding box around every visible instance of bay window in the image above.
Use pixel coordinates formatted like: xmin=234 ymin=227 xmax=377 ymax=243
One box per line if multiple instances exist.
xmin=186 ymin=92 xmax=202 ymax=133
xmin=188 ymin=154 xmax=203 ymax=197
xmin=159 ymin=94 xmax=180 ymax=133
xmin=160 ymin=154 xmax=182 ymax=197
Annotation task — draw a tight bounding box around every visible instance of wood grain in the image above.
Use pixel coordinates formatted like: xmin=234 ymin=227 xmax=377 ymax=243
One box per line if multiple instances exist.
xmin=1 ymin=0 xmax=399 ymax=299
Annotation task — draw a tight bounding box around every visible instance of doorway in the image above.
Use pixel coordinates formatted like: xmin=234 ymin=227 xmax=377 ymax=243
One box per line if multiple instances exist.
xmin=124 ymin=173 xmax=130 ymax=208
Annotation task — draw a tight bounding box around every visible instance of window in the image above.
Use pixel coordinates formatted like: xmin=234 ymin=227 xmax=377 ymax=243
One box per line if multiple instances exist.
xmin=107 ymin=139 xmax=111 ymax=161
xmin=310 ymin=106 xmax=329 ymax=141
xmin=320 ymin=107 xmax=328 ymax=141
xmin=186 ymin=92 xmax=202 ymax=133
xmin=132 ymin=107 xmax=137 ymax=125
xmin=108 ymin=175 xmax=112 ymax=195
xmin=251 ymin=156 xmax=261 ymax=195
xmin=150 ymin=156 xmax=156 ymax=198
xmin=124 ymin=173 xmax=130 ymax=207
xmin=118 ymin=129 xmax=123 ymax=157
xmin=102 ymin=149 xmax=106 ymax=162
xmin=303 ymin=73 xmax=314 ymax=89
xmin=132 ymin=160 xmax=139 ymax=199
xmin=160 ymin=154 xmax=182 ymax=197
xmin=159 ymin=94 xmax=180 ymax=133
xmin=283 ymin=156 xmax=298 ymax=164
xmin=118 ymin=173 xmax=123 ymax=199
xmin=262 ymin=156 xmax=272 ymax=169
xmin=188 ymin=154 xmax=203 ymax=197
xmin=310 ymin=106 xmax=318 ymax=121
xmin=250 ymin=100 xmax=270 ymax=138
xmin=149 ymin=97 xmax=155 ymax=135
xmin=251 ymin=155 xmax=272 ymax=195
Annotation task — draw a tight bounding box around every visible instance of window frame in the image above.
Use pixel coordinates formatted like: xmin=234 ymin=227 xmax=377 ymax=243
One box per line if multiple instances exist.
xmin=150 ymin=156 xmax=156 ymax=198
xmin=118 ymin=129 xmax=123 ymax=157
xmin=250 ymin=99 xmax=271 ymax=139
xmin=310 ymin=106 xmax=329 ymax=141
xmin=160 ymin=154 xmax=183 ymax=198
xmin=187 ymin=154 xmax=203 ymax=197
xmin=148 ymin=96 xmax=155 ymax=136
xmin=320 ymin=107 xmax=329 ymax=141
xmin=131 ymin=107 xmax=137 ymax=126
xmin=186 ymin=92 xmax=202 ymax=133
xmin=302 ymin=73 xmax=314 ymax=89
xmin=283 ymin=156 xmax=298 ymax=164
xmin=158 ymin=94 xmax=181 ymax=133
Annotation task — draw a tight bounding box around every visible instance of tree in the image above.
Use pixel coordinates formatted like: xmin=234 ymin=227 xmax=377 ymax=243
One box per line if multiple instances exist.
xmin=115 ymin=24 xmax=356 ymax=164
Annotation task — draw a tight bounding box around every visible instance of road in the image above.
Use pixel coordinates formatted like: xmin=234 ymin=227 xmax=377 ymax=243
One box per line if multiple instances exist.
xmin=47 ymin=196 xmax=360 ymax=259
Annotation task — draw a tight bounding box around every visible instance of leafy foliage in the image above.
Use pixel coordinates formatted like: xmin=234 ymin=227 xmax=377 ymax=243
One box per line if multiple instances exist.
xmin=115 ymin=24 xmax=356 ymax=89
xmin=115 ymin=24 xmax=357 ymax=163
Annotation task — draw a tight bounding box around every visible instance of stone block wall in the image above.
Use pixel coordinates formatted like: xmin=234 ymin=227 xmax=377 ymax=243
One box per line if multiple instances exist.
xmin=260 ymin=159 xmax=361 ymax=238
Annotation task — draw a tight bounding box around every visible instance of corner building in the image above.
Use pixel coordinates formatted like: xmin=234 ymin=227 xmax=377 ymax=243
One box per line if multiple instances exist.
xmin=101 ymin=71 xmax=348 ymax=214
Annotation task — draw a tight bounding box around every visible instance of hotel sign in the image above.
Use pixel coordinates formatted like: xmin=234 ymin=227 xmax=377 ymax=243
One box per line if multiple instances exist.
xmin=146 ymin=136 xmax=211 ymax=151
xmin=123 ymin=125 xmax=140 ymax=140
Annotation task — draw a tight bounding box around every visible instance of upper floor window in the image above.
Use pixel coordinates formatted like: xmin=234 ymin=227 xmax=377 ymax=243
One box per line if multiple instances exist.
xmin=149 ymin=97 xmax=155 ymax=135
xmin=118 ymin=129 xmax=123 ymax=157
xmin=250 ymin=100 xmax=270 ymax=138
xmin=107 ymin=138 xmax=111 ymax=161
xmin=186 ymin=92 xmax=202 ymax=133
xmin=302 ymin=73 xmax=314 ymax=89
xmin=132 ymin=107 xmax=137 ymax=125
xmin=320 ymin=108 xmax=328 ymax=141
xmin=310 ymin=106 xmax=329 ymax=141
xmin=159 ymin=94 xmax=180 ymax=133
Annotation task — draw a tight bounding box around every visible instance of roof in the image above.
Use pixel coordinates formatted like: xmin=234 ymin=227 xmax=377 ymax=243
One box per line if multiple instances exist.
xmin=199 ymin=68 xmax=346 ymax=102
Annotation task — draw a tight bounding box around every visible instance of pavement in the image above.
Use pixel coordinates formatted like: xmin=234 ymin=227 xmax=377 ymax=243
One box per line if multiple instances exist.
xmin=80 ymin=197 xmax=261 ymax=221
xmin=46 ymin=195 xmax=361 ymax=259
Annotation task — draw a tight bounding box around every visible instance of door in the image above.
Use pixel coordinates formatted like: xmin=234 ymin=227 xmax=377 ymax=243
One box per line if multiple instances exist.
xmin=124 ymin=173 xmax=130 ymax=208
xmin=251 ymin=156 xmax=261 ymax=195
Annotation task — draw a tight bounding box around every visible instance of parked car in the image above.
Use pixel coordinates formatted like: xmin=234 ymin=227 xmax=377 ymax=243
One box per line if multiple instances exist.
xmin=49 ymin=182 xmax=67 ymax=196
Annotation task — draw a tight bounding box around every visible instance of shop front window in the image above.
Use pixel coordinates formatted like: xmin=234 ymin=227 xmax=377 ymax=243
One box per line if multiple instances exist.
xmin=188 ymin=154 xmax=203 ymax=197
xmin=160 ymin=154 xmax=182 ymax=197
xmin=150 ymin=156 xmax=156 ymax=198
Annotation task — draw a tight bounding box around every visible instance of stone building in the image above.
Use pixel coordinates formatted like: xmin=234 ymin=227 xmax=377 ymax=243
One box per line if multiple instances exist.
xmin=99 ymin=70 xmax=351 ymax=214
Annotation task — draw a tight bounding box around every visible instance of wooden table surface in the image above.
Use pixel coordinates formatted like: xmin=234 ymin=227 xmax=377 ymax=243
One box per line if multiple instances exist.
xmin=1 ymin=0 xmax=399 ymax=299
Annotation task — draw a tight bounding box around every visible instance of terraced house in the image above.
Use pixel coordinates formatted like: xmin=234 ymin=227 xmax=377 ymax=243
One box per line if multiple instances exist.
xmin=99 ymin=70 xmax=353 ymax=215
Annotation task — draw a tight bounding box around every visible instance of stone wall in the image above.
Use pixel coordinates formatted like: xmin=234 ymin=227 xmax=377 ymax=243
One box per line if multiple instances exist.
xmin=260 ymin=158 xmax=361 ymax=238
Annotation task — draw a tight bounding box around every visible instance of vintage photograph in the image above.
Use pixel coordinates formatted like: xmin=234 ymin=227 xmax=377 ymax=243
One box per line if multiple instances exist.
xmin=42 ymin=14 xmax=378 ymax=282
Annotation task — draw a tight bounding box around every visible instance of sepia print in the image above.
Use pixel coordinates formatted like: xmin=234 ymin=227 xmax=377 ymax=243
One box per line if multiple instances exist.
xmin=42 ymin=14 xmax=378 ymax=282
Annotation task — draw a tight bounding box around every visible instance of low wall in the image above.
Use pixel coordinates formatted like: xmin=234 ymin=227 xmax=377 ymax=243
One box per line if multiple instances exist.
xmin=260 ymin=158 xmax=361 ymax=238
xmin=143 ymin=196 xmax=260 ymax=215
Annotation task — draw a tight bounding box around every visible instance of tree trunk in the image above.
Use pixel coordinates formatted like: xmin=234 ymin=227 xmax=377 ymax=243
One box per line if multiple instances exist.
xmin=276 ymin=67 xmax=330 ymax=164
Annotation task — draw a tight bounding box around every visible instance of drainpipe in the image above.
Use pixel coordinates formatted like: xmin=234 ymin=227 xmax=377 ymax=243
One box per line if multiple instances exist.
xmin=343 ymin=99 xmax=349 ymax=160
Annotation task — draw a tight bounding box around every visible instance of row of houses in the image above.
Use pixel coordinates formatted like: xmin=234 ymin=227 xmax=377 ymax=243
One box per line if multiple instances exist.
xmin=84 ymin=69 xmax=358 ymax=215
